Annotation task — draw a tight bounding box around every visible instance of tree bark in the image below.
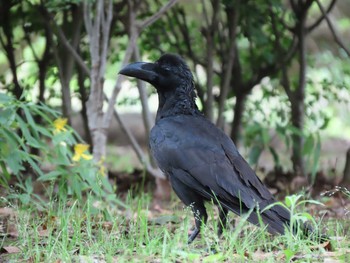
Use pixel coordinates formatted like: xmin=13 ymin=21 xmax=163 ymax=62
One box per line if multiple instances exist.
xmin=83 ymin=0 xmax=113 ymax=162
xmin=59 ymin=5 xmax=83 ymax=123
xmin=290 ymin=98 xmax=305 ymax=176
xmin=290 ymin=8 xmax=307 ymax=177
xmin=77 ymin=59 xmax=92 ymax=147
xmin=341 ymin=148 xmax=350 ymax=185
xmin=230 ymin=92 xmax=247 ymax=144
xmin=0 ymin=1 xmax=23 ymax=100
xmin=202 ymin=0 xmax=220 ymax=121
xmin=216 ymin=3 xmax=240 ymax=128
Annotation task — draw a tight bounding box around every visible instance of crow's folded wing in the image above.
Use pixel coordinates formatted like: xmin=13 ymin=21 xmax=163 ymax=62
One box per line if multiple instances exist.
xmin=150 ymin=115 xmax=275 ymax=210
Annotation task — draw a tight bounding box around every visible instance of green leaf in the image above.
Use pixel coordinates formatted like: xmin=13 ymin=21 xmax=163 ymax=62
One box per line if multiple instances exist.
xmin=101 ymin=176 xmax=113 ymax=193
xmin=0 ymin=93 xmax=13 ymax=104
xmin=70 ymin=175 xmax=83 ymax=200
xmin=303 ymin=134 xmax=314 ymax=155
xmin=249 ymin=145 xmax=263 ymax=165
xmin=311 ymin=134 xmax=321 ymax=183
xmin=38 ymin=170 xmax=62 ymax=181
xmin=298 ymin=212 xmax=314 ymax=221
xmin=56 ymin=144 xmax=71 ymax=165
xmin=24 ymin=154 xmax=44 ymax=177
xmin=285 ymin=196 xmax=292 ymax=207
xmin=24 ymin=177 xmax=33 ymax=194
xmin=5 ymin=150 xmax=24 ymax=174
xmin=0 ymin=161 xmax=11 ymax=183
xmin=203 ymin=253 xmax=224 ymax=262
xmin=2 ymin=128 xmax=26 ymax=149
xmin=0 ymin=108 xmax=16 ymax=126
xmin=284 ymin=249 xmax=295 ymax=262
xmin=21 ymin=105 xmax=40 ymax=138
xmin=16 ymin=115 xmax=41 ymax=148
xmin=149 ymin=215 xmax=180 ymax=225
xmin=36 ymin=126 xmax=52 ymax=137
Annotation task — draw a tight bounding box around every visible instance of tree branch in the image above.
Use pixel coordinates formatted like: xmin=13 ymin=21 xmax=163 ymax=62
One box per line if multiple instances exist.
xmin=315 ymin=0 xmax=350 ymax=57
xmin=216 ymin=2 xmax=240 ymax=128
xmin=42 ymin=7 xmax=90 ymax=75
xmin=307 ymin=0 xmax=336 ymax=33
xmin=103 ymin=37 xmax=135 ymax=128
xmin=139 ymin=0 xmax=179 ymax=30
xmin=99 ymin=0 xmax=113 ymax=76
xmin=105 ymin=93 xmax=165 ymax=179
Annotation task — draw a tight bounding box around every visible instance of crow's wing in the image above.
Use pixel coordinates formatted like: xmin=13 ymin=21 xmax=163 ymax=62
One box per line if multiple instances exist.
xmin=150 ymin=115 xmax=290 ymax=233
xmin=151 ymin=115 xmax=273 ymax=207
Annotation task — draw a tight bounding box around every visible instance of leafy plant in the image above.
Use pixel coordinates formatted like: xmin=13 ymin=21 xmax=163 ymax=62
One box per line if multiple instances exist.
xmin=263 ymin=194 xmax=324 ymax=243
xmin=0 ymin=93 xmax=119 ymax=205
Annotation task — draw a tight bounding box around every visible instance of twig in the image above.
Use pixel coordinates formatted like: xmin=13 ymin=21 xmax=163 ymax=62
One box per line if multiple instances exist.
xmin=49 ymin=12 xmax=90 ymax=75
xmin=108 ymin=94 xmax=165 ymax=179
xmin=315 ymin=0 xmax=350 ymax=57
xmin=139 ymin=0 xmax=178 ymax=30
xmin=307 ymin=0 xmax=336 ymax=33
xmin=103 ymin=29 xmax=136 ymax=128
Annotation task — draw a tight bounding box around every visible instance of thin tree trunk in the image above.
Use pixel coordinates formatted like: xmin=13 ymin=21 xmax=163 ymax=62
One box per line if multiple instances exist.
xmin=290 ymin=99 xmax=305 ymax=176
xmin=0 ymin=1 xmax=23 ymax=99
xmin=291 ymin=12 xmax=307 ymax=177
xmin=60 ymin=5 xmax=83 ymax=123
xmin=216 ymin=3 xmax=240 ymax=128
xmin=77 ymin=61 xmax=92 ymax=146
xmin=202 ymin=0 xmax=219 ymax=121
xmin=341 ymin=148 xmax=350 ymax=185
xmin=230 ymin=92 xmax=247 ymax=144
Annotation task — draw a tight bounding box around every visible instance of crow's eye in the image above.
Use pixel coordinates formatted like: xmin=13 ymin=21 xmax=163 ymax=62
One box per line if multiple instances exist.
xmin=163 ymin=66 xmax=171 ymax=71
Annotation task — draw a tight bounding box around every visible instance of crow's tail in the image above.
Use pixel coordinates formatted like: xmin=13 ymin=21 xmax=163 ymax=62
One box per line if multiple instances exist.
xmin=244 ymin=201 xmax=328 ymax=243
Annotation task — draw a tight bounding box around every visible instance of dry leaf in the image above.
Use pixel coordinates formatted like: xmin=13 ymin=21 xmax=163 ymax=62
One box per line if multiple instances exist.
xmin=38 ymin=229 xmax=50 ymax=237
xmin=0 ymin=207 xmax=16 ymax=217
xmin=310 ymin=240 xmax=333 ymax=251
xmin=0 ymin=246 xmax=21 ymax=254
xmin=101 ymin=221 xmax=113 ymax=231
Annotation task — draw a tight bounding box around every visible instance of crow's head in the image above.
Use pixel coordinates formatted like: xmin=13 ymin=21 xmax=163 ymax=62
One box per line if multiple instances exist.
xmin=119 ymin=54 xmax=194 ymax=93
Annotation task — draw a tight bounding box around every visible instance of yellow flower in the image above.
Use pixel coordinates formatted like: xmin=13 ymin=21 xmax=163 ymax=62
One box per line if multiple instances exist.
xmin=53 ymin=118 xmax=67 ymax=133
xmin=72 ymin=144 xmax=93 ymax=162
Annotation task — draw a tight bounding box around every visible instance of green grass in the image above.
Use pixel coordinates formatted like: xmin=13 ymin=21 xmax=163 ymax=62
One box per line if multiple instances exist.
xmin=1 ymin=191 xmax=349 ymax=263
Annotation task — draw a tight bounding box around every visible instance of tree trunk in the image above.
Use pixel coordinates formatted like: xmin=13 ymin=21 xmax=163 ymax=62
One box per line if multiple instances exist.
xmin=341 ymin=148 xmax=350 ymax=185
xmin=0 ymin=1 xmax=23 ymax=100
xmin=291 ymin=11 xmax=307 ymax=177
xmin=59 ymin=5 xmax=83 ymax=123
xmin=290 ymin=99 xmax=305 ymax=176
xmin=230 ymin=92 xmax=247 ymax=145
xmin=202 ymin=0 xmax=220 ymax=121
xmin=84 ymin=0 xmax=113 ymax=162
xmin=216 ymin=4 xmax=239 ymax=128
xmin=77 ymin=61 xmax=92 ymax=146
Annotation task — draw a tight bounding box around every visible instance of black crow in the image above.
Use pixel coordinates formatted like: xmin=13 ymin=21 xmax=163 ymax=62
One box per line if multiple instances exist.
xmin=119 ymin=54 xmax=296 ymax=243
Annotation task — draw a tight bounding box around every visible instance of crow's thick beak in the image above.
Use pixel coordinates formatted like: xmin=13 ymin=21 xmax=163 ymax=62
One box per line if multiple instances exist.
xmin=119 ymin=62 xmax=158 ymax=84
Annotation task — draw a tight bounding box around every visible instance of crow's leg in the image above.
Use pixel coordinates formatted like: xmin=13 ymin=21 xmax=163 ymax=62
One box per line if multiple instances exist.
xmin=169 ymin=174 xmax=208 ymax=244
xmin=217 ymin=207 xmax=229 ymax=237
xmin=188 ymin=202 xmax=208 ymax=243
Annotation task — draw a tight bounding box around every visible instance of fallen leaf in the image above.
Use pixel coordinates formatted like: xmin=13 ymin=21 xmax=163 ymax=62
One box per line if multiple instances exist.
xmin=0 ymin=246 xmax=21 ymax=254
xmin=101 ymin=221 xmax=113 ymax=231
xmin=38 ymin=229 xmax=50 ymax=237
xmin=0 ymin=207 xmax=16 ymax=217
xmin=310 ymin=240 xmax=332 ymax=251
